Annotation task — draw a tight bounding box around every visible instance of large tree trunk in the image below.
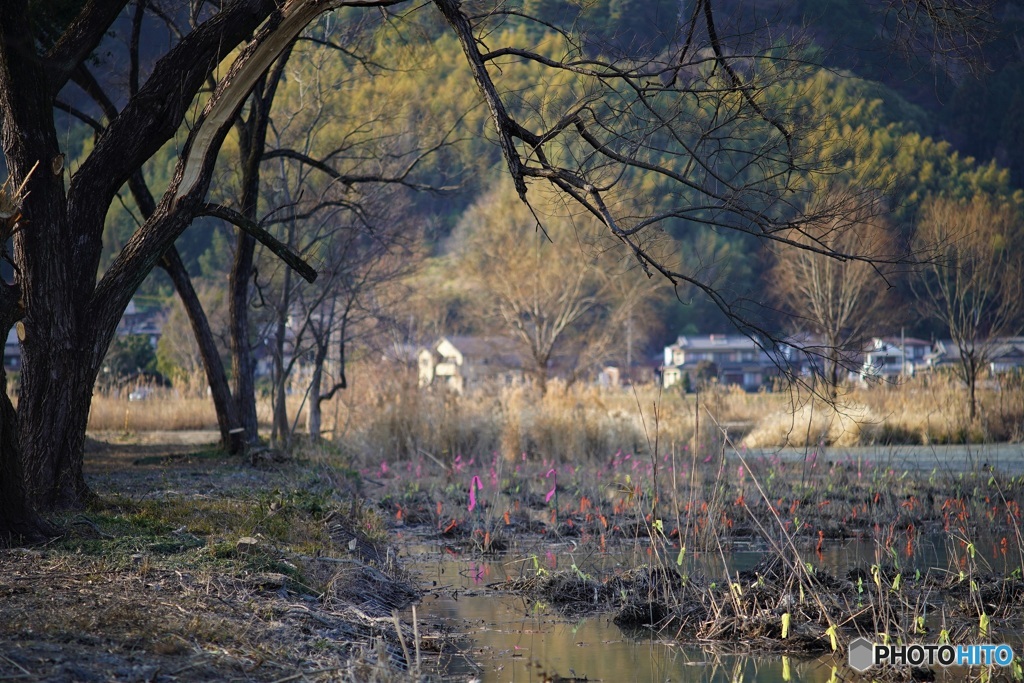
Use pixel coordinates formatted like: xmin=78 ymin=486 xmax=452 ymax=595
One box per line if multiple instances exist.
xmin=230 ymin=233 xmax=260 ymax=448
xmin=161 ymin=247 xmax=244 ymax=454
xmin=1 ymin=0 xmax=330 ymax=527
xmin=0 ymin=384 xmax=49 ymax=544
xmin=2 ymin=11 xmax=99 ymax=510
xmin=20 ymin=356 xmax=98 ymax=509
xmin=0 ymin=287 xmax=52 ymax=542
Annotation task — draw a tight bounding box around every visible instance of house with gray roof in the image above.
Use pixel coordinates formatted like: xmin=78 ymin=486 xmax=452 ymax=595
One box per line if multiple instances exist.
xmin=418 ymin=336 xmax=527 ymax=393
xmin=661 ymin=334 xmax=774 ymax=391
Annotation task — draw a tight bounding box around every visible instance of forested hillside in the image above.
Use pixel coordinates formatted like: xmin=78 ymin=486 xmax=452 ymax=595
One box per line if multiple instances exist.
xmin=78 ymin=0 xmax=1024 ymax=376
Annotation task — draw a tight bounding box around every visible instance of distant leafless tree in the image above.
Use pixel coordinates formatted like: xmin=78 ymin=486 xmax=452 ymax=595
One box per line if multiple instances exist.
xmin=769 ymin=190 xmax=897 ymax=397
xmin=882 ymin=0 xmax=996 ymax=75
xmin=452 ymin=183 xmax=665 ymax=393
xmin=912 ymin=194 xmax=1024 ymax=422
xmin=258 ymin=187 xmax=419 ymax=445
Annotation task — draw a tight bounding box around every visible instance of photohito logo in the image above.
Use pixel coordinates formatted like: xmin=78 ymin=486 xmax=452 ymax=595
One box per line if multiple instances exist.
xmin=848 ymin=637 xmax=1016 ymax=672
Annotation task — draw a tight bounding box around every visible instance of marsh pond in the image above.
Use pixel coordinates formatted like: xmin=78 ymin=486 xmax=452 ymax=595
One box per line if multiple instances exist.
xmin=1 ymin=435 xmax=1023 ymax=682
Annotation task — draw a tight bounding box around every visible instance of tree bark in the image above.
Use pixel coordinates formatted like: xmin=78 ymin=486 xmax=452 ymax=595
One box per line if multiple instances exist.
xmin=230 ymin=233 xmax=260 ymax=448
xmin=161 ymin=247 xmax=244 ymax=454
xmin=2 ymin=3 xmax=97 ymax=509
xmin=271 ymin=262 xmax=293 ymax=446
xmin=306 ymin=361 xmax=323 ymax=441
xmin=229 ymin=65 xmax=288 ymax=451
xmin=0 ymin=281 xmax=52 ymax=542
xmin=305 ymin=335 xmax=330 ymax=440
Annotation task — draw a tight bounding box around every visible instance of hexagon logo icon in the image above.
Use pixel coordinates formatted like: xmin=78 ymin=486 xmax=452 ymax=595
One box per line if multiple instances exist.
xmin=849 ymin=637 xmax=875 ymax=672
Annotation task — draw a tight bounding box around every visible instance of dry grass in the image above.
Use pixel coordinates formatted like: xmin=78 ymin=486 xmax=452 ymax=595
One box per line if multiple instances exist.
xmin=0 ymin=436 xmax=436 ymax=682
xmin=87 ymin=365 xmax=1024 ymax=455
xmin=89 ymin=393 xmax=221 ymax=431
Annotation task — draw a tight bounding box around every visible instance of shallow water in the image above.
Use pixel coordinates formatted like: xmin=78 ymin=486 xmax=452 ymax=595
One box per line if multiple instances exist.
xmin=404 ymin=532 xmax=1022 ymax=682
xmin=415 ymin=588 xmax=842 ymax=682
xmin=390 ymin=441 xmax=1024 ymax=681
xmin=747 ymin=442 xmax=1024 ymax=475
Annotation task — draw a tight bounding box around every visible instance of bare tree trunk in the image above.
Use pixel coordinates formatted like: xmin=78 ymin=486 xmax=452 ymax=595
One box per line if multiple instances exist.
xmin=306 ymin=354 xmax=324 ymax=441
xmin=828 ymin=351 xmax=840 ymax=400
xmin=230 ymin=233 xmax=260 ymax=447
xmin=536 ymin=362 xmax=549 ymax=396
xmin=161 ymin=248 xmax=244 ymax=454
xmin=271 ymin=314 xmax=290 ymax=446
xmin=967 ymin=354 xmax=979 ymax=423
xmin=8 ymin=91 xmax=99 ymax=510
xmin=20 ymin=356 xmax=97 ymax=509
xmin=228 ymin=65 xmax=292 ymax=451
xmin=229 ymin=79 xmax=273 ymax=451
xmin=271 ymin=262 xmax=293 ymax=446
xmin=968 ymin=378 xmax=977 ymax=423
xmin=126 ymin=162 xmax=245 ymax=457
xmin=0 ymin=286 xmax=51 ymax=542
xmin=0 ymin=384 xmax=47 ymax=544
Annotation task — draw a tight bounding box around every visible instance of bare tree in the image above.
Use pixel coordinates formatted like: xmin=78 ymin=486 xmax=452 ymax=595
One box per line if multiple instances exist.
xmin=431 ymin=0 xmax=911 ymax=363
xmin=769 ymin=190 xmax=897 ymax=397
xmin=243 ymin=33 xmax=449 ymax=446
xmin=258 ymin=186 xmax=419 ymax=446
xmin=451 ymin=182 xmax=665 ymax=393
xmin=911 ymin=194 xmax=1024 ymax=422
xmin=301 ymin=214 xmax=418 ymax=441
xmin=882 ymin=0 xmax=995 ymax=75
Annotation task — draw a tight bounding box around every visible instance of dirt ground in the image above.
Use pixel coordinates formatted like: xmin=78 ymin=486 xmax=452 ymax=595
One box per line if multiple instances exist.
xmin=0 ymin=432 xmax=428 ymax=683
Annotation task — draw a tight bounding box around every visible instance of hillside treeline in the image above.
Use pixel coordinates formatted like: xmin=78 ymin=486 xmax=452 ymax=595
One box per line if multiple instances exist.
xmin=78 ymin=0 xmax=1024 ymax=381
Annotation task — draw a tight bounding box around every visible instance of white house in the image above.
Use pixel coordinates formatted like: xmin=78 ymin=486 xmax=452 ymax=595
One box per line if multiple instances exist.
xmin=860 ymin=336 xmax=932 ymax=381
xmin=661 ymin=334 xmax=773 ymax=391
xmin=418 ymin=336 xmax=526 ymax=393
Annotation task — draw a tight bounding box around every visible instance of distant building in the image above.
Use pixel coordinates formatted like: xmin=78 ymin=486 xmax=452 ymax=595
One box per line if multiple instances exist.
xmin=661 ymin=334 xmax=773 ymax=391
xmin=988 ymin=339 xmax=1024 ymax=374
xmin=418 ymin=336 xmax=527 ymax=393
xmin=860 ymin=336 xmax=932 ymax=381
xmin=928 ymin=338 xmax=1024 ymax=376
xmin=117 ymin=298 xmax=164 ymax=348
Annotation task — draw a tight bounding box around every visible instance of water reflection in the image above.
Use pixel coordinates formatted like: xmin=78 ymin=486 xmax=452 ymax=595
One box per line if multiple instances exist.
xmin=416 ymin=590 xmax=852 ymax=682
xmin=407 ymin=538 xmax=1021 ymax=683
xmin=410 ymin=552 xmax=832 ymax=682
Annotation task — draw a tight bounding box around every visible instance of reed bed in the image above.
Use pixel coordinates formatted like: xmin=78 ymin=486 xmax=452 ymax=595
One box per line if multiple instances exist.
xmin=86 ymin=365 xmax=1024 ymax=453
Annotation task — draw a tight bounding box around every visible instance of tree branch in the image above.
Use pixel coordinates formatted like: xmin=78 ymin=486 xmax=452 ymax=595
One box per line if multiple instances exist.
xmin=68 ymin=0 xmax=280 ymax=283
xmin=202 ymin=203 xmax=318 ymax=283
xmin=45 ymin=0 xmax=130 ymax=96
